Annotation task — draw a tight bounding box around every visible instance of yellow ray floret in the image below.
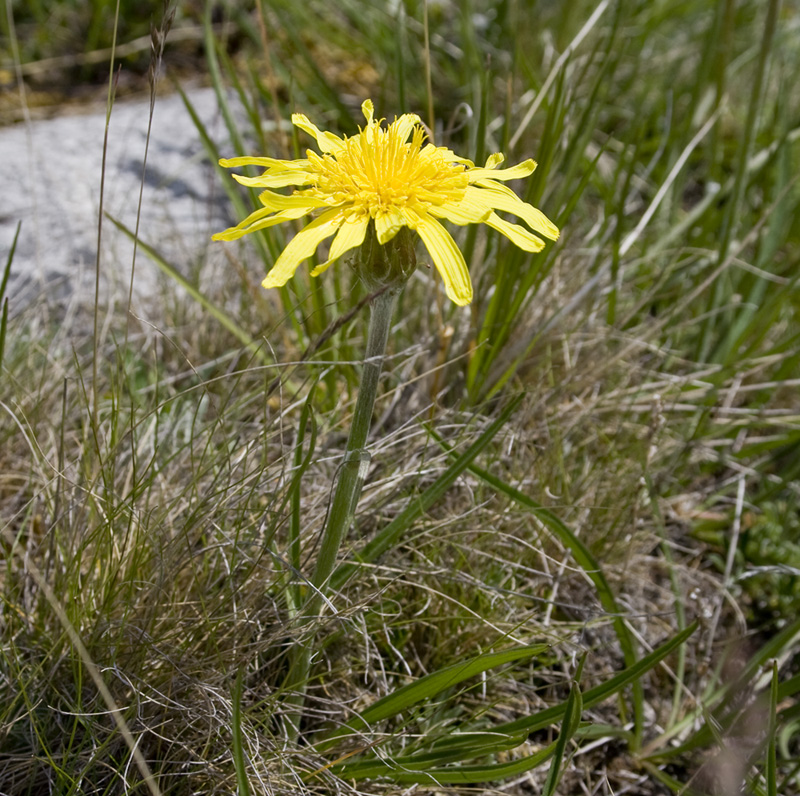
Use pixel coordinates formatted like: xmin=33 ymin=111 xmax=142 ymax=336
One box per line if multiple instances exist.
xmin=213 ymin=99 xmax=559 ymax=306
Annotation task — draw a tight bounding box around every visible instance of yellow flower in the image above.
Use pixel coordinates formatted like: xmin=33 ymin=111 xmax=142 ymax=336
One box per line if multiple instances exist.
xmin=213 ymin=100 xmax=559 ymax=306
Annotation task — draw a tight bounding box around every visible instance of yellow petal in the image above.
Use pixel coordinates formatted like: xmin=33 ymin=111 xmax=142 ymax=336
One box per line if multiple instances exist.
xmin=428 ymin=194 xmax=492 ymax=226
xmin=262 ymin=209 xmax=343 ymax=288
xmin=310 ymin=214 xmax=370 ymax=275
xmin=258 ymin=189 xmax=326 ymax=212
xmin=425 ymin=144 xmax=474 ymax=168
xmin=232 ymin=171 xmax=313 ymax=189
xmin=484 ymin=212 xmax=545 ymax=252
xmin=212 ymin=206 xmax=311 ymax=241
xmin=391 ymin=113 xmax=423 ymax=143
xmin=212 ymin=205 xmax=274 ymax=238
xmin=292 ymin=113 xmax=345 ymax=154
xmin=219 ymin=155 xmax=298 ymax=169
xmin=484 ymin=153 xmax=504 ymax=169
xmin=469 ymin=185 xmax=559 ymax=240
xmin=361 ymin=99 xmax=374 ymax=124
xmin=375 ymin=208 xmax=406 ymax=244
xmin=414 ymin=215 xmax=473 ymax=306
xmin=468 ymin=159 xmax=537 ymax=183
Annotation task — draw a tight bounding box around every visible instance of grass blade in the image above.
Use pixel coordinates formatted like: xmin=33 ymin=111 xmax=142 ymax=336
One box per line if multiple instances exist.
xmin=0 ymin=220 xmax=19 ymax=305
xmin=330 ymin=393 xmax=525 ymax=590
xmin=647 ymin=613 xmax=800 ymax=759
xmin=106 ymin=214 xmax=268 ymax=363
xmin=0 ymin=298 xmax=7 ymax=372
xmin=231 ymin=668 xmax=251 ymax=796
xmin=698 ymin=0 xmax=781 ymax=362
xmin=431 ymin=623 xmax=696 ymax=751
xmin=430 ymin=430 xmax=645 ymax=747
xmin=332 ymin=741 xmax=558 ymax=784
xmin=316 ymin=643 xmax=549 ymax=752
xmin=328 ymin=624 xmax=695 ymax=785
xmin=767 ymin=661 xmax=778 ymax=796
xmin=542 ymin=681 xmax=582 ymax=796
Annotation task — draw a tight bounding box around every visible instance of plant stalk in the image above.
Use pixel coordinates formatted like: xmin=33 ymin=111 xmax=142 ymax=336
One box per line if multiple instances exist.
xmin=309 ymin=286 xmax=395 ymax=598
xmin=283 ymin=285 xmax=396 ymax=738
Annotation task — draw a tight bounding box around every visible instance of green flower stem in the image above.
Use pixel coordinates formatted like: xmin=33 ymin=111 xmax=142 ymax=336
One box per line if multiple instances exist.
xmin=309 ymin=286 xmax=396 ymax=600
xmin=306 ymin=288 xmax=396 ymax=604
xmin=283 ymin=285 xmax=396 ymax=737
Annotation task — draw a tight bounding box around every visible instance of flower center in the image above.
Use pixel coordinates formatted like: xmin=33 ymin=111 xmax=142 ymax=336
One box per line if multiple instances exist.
xmin=301 ymin=122 xmax=469 ymax=219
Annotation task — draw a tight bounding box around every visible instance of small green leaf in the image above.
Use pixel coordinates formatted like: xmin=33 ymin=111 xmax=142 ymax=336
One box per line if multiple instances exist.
xmin=330 ymin=392 xmax=525 ymax=590
xmin=231 ymin=668 xmax=251 ymax=796
xmin=430 ymin=430 xmax=645 ymax=747
xmin=317 ymin=643 xmax=548 ymax=752
xmin=0 ymin=220 xmax=19 ymax=305
xmin=334 ymin=740 xmax=558 ymax=784
xmin=542 ymin=682 xmax=582 ymax=796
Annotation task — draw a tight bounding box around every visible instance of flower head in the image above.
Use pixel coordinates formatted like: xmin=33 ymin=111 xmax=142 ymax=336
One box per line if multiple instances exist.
xmin=213 ymin=100 xmax=559 ymax=306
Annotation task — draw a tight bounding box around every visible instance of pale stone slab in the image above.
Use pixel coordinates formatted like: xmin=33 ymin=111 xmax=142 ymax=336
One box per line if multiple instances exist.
xmin=1 ymin=86 xmax=236 ymax=310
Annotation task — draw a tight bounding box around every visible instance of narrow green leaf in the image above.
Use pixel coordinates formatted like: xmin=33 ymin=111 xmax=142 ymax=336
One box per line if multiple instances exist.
xmin=431 ymin=623 xmax=696 ymax=751
xmin=0 ymin=220 xmax=19 ymax=304
xmin=290 ymin=392 xmax=318 ymax=575
xmin=331 ymin=625 xmax=694 ymax=783
xmin=640 ymin=760 xmax=686 ymax=793
xmin=542 ymin=681 xmax=582 ymax=796
xmin=330 ymin=393 xmax=525 ymax=591
xmin=334 ymin=739 xmax=558 ymax=784
xmin=317 ymin=643 xmax=548 ymax=752
xmin=176 ymin=85 xmax=306 ymax=346
xmin=203 ymin=3 xmax=245 ymax=156
xmin=360 ymin=645 xmax=549 ymax=726
xmin=106 ymin=214 xmax=268 ymax=363
xmin=323 ymin=728 xmax=532 ymax=782
xmin=777 ymin=671 xmax=800 ymax=703
xmin=430 ymin=431 xmax=644 ymax=747
xmin=269 ymin=4 xmax=353 ymax=125
xmin=0 ymin=298 xmax=7 ymax=372
xmin=699 ymin=0 xmax=781 ymax=362
xmin=231 ymin=668 xmax=251 ymax=796
xmin=649 ymin=613 xmax=800 ymax=759
xmin=767 ymin=661 xmax=778 ymax=796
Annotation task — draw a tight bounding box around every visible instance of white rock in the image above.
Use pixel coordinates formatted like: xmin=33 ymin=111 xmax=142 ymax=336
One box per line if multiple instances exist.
xmin=1 ymin=86 xmax=236 ymax=310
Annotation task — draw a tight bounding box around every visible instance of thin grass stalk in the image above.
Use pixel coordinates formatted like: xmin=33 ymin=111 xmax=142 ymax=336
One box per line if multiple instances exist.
xmin=0 ymin=221 xmax=18 ymax=303
xmin=394 ymin=0 xmax=407 ymax=112
xmin=231 ymin=668 xmax=252 ymax=796
xmin=542 ymin=682 xmax=582 ymax=796
xmin=644 ymin=613 xmax=800 ymax=759
xmin=699 ymin=0 xmax=781 ymax=361
xmin=92 ymin=0 xmax=121 ymax=436
xmin=254 ymin=0 xmax=288 ymax=155
xmin=331 ymin=393 xmax=524 ymax=592
xmin=767 ymin=661 xmax=779 ymax=796
xmin=422 ymin=0 xmax=434 ymax=138
xmin=288 ymin=394 xmax=317 ymax=614
xmin=0 ymin=526 xmax=162 ymax=795
xmin=126 ymin=2 xmax=175 ymax=336
xmin=645 ymin=474 xmax=687 ymax=729
xmin=0 ymin=299 xmax=7 ymax=372
xmin=0 ymin=218 xmax=14 ymax=371
xmin=431 ymin=433 xmax=646 ymax=748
